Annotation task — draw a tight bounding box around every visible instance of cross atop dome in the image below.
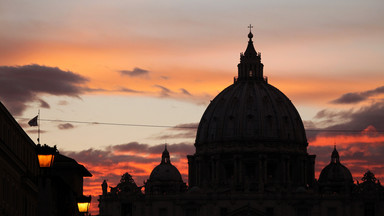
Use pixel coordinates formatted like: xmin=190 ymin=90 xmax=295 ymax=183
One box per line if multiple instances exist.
xmin=248 ymin=24 xmax=253 ymax=31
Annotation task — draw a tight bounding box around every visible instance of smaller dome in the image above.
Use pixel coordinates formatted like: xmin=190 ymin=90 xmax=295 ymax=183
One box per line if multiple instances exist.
xmin=149 ymin=163 xmax=183 ymax=182
xmin=318 ymin=146 xmax=353 ymax=193
xmin=149 ymin=145 xmax=182 ymax=182
xmin=145 ymin=145 xmax=186 ymax=195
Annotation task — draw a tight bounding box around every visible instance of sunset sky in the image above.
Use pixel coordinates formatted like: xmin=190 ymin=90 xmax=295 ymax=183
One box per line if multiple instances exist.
xmin=1 ymin=0 xmax=384 ymax=214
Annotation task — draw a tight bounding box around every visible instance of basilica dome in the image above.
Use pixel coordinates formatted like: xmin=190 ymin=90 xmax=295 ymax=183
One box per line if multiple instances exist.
xmin=195 ymin=31 xmax=307 ymax=153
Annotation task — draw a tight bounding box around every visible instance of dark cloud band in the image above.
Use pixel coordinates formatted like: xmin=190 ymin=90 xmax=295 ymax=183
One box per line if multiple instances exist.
xmin=331 ymin=85 xmax=384 ymax=104
xmin=0 ymin=64 xmax=88 ymax=115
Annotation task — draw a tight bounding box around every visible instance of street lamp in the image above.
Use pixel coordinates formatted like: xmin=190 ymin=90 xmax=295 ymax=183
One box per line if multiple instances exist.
xmin=36 ymin=144 xmax=58 ymax=216
xmin=36 ymin=144 xmax=57 ymax=168
xmin=77 ymin=195 xmax=92 ymax=215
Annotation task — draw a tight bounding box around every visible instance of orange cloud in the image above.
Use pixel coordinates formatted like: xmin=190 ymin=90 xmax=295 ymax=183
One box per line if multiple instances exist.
xmin=309 ymin=132 xmax=384 ymax=147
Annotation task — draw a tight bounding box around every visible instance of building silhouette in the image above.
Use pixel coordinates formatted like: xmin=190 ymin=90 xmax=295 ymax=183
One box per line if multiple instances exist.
xmin=98 ymin=30 xmax=384 ymax=216
xmin=38 ymin=152 xmax=92 ymax=216
xmin=0 ymin=101 xmax=92 ymax=215
xmin=0 ymin=102 xmax=39 ymax=215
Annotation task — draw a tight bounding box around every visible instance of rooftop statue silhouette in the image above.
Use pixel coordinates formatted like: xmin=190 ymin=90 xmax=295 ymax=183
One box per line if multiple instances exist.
xmin=355 ymin=170 xmax=384 ymax=195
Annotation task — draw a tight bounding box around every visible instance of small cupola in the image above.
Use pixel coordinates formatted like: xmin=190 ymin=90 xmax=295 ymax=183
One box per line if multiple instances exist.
xmin=331 ymin=145 xmax=340 ymax=164
xmin=161 ymin=145 xmax=171 ymax=164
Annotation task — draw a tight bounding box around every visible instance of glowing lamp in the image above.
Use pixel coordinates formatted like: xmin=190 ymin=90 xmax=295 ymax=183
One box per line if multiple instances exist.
xmin=38 ymin=154 xmax=55 ymax=168
xmin=77 ymin=195 xmax=92 ymax=213
xmin=36 ymin=144 xmax=57 ymax=168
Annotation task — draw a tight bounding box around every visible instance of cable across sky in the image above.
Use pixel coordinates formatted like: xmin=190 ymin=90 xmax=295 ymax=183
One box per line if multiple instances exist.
xmin=15 ymin=117 xmax=383 ymax=133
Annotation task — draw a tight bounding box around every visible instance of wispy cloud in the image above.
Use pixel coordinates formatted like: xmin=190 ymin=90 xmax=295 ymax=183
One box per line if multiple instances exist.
xmin=180 ymin=88 xmax=192 ymax=96
xmin=119 ymin=67 xmax=149 ymax=78
xmin=152 ymin=84 xmax=199 ymax=101
xmin=153 ymin=122 xmax=198 ymax=140
xmin=58 ymin=123 xmax=75 ymax=130
xmin=153 ymin=84 xmax=172 ymax=97
xmin=117 ymin=87 xmax=144 ymax=93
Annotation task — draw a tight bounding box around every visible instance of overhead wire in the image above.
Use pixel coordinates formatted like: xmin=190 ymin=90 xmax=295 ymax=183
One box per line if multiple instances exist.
xmin=16 ymin=117 xmax=176 ymax=128
xmin=15 ymin=117 xmax=384 ymax=133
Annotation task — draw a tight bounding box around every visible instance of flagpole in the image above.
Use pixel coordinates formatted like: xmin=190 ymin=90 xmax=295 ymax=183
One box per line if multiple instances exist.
xmin=38 ymin=109 xmax=40 ymax=144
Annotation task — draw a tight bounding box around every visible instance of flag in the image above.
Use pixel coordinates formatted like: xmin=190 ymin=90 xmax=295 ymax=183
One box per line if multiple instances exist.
xmin=28 ymin=115 xmax=38 ymax=127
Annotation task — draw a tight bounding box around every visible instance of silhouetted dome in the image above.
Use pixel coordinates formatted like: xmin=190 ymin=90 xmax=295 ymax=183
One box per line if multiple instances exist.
xmin=149 ymin=146 xmax=182 ymax=182
xmin=149 ymin=163 xmax=183 ymax=182
xmin=145 ymin=146 xmax=187 ymax=194
xmin=195 ymin=32 xmax=307 ymax=153
xmin=319 ymin=146 xmax=353 ymax=186
xmin=319 ymin=163 xmax=352 ymax=183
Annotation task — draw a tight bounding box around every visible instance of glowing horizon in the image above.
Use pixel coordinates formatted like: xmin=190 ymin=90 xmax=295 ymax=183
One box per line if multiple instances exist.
xmin=1 ymin=0 xmax=384 ymax=214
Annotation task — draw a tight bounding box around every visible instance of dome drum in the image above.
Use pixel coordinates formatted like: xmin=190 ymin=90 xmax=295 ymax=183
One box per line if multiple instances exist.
xmin=188 ymin=151 xmax=315 ymax=192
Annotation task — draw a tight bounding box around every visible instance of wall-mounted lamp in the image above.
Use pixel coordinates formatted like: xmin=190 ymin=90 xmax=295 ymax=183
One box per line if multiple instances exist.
xmin=36 ymin=144 xmax=57 ymax=168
